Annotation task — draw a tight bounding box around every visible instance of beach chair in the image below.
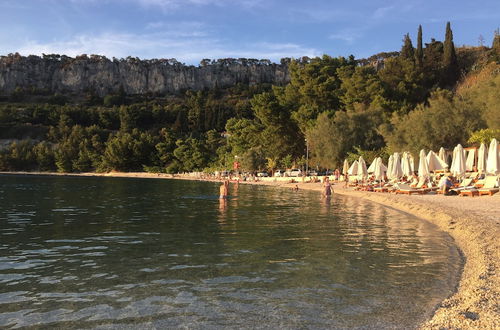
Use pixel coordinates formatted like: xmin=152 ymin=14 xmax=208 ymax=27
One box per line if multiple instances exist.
xmin=425 ymin=181 xmax=439 ymax=192
xmin=460 ymin=176 xmax=498 ymax=197
xmin=395 ymin=183 xmax=427 ymax=195
xmin=459 ymin=189 xmax=479 ymax=197
xmin=450 ymin=178 xmax=473 ymax=193
xmin=374 ymin=184 xmax=392 ymax=192
xmin=477 ymin=176 xmax=499 ymax=196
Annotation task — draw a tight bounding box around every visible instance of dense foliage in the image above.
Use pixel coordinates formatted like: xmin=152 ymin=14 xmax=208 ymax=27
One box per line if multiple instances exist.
xmin=1 ymin=23 xmax=499 ymax=173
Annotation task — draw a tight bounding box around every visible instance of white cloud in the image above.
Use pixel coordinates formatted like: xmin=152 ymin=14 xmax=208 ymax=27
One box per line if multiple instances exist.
xmin=372 ymin=5 xmax=395 ymax=19
xmin=329 ymin=28 xmax=363 ymax=44
xmin=14 ymin=31 xmax=320 ymax=64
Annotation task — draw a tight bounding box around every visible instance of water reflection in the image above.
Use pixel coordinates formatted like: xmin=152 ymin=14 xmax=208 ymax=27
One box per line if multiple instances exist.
xmin=0 ymin=175 xmax=461 ymax=329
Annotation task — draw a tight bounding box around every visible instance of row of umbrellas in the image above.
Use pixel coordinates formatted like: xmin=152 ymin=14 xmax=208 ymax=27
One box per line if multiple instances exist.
xmin=342 ymin=138 xmax=499 ymax=181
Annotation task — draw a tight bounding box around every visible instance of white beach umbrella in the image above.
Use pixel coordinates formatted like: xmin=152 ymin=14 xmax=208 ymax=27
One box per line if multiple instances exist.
xmin=373 ymin=157 xmax=385 ymax=181
xmin=418 ymin=149 xmax=430 ymax=179
xmin=438 ymin=147 xmax=447 ymax=164
xmin=342 ymin=159 xmax=350 ymax=176
xmin=426 ymin=150 xmax=448 ymax=172
xmin=477 ymin=143 xmax=487 ymax=173
xmin=465 ymin=149 xmax=476 ymax=172
xmin=367 ymin=157 xmax=378 ymax=173
xmin=450 ymin=144 xmax=466 ymax=178
xmin=409 ymin=154 xmax=415 ymax=173
xmin=486 ymin=138 xmax=499 ymax=175
xmin=357 ymin=156 xmax=368 ymax=179
xmin=386 ymin=155 xmax=394 ymax=179
xmin=390 ymin=152 xmax=403 ymax=180
xmin=401 ymin=152 xmax=413 ymax=177
xmin=347 ymin=160 xmax=359 ymax=175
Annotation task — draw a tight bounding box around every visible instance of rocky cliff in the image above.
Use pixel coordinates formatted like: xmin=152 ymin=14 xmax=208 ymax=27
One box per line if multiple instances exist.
xmin=0 ymin=54 xmax=290 ymax=96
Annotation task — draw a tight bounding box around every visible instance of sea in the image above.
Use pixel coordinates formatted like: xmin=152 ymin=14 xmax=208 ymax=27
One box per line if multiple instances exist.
xmin=0 ymin=174 xmax=461 ymax=329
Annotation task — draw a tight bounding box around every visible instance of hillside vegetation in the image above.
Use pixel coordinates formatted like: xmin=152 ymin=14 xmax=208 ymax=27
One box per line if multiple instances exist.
xmin=1 ymin=23 xmax=499 ymax=173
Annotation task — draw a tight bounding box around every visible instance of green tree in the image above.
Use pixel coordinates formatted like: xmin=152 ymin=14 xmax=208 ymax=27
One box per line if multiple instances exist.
xmin=415 ymin=25 xmax=424 ymax=67
xmin=442 ymin=22 xmax=460 ymax=87
xmin=173 ymin=137 xmax=208 ymax=172
xmin=491 ymin=29 xmax=500 ymax=62
xmin=378 ymin=57 xmax=426 ymax=113
xmin=251 ymin=91 xmax=304 ymax=160
xmin=306 ymin=108 xmax=385 ymax=168
xmin=400 ymin=33 xmax=415 ymax=61
xmin=33 ymin=142 xmax=55 ymax=171
xmin=338 ymin=66 xmax=388 ymax=111
xmin=381 ymin=89 xmax=486 ymax=153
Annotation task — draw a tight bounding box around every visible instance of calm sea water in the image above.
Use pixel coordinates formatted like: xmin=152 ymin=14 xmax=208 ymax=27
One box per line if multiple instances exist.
xmin=0 ymin=175 xmax=460 ymax=329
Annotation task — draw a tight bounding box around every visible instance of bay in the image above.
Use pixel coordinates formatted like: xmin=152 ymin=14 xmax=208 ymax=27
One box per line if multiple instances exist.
xmin=0 ymin=175 xmax=461 ymax=329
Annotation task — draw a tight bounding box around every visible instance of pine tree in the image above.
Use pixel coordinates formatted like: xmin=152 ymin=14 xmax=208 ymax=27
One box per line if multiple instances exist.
xmin=442 ymin=22 xmax=459 ymax=87
xmin=415 ymin=25 xmax=423 ymax=67
xmin=400 ymin=33 xmax=415 ymax=60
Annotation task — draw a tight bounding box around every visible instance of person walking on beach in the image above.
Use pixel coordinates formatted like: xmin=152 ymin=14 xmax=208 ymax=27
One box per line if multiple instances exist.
xmin=323 ymin=177 xmax=333 ymax=198
xmin=219 ymin=180 xmax=229 ymax=198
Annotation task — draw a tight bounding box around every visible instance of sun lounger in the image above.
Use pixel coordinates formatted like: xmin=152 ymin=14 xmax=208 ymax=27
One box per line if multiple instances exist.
xmin=395 ymin=183 xmax=427 ymax=195
xmin=374 ymin=185 xmax=392 ymax=192
xmin=460 ymin=176 xmax=498 ymax=197
xmin=477 ymin=176 xmax=499 ymax=196
xmin=459 ymin=189 xmax=479 ymax=197
xmin=450 ymin=178 xmax=474 ymax=193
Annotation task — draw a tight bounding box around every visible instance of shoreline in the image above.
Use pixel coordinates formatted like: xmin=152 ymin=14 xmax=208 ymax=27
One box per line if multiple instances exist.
xmin=2 ymin=171 xmax=499 ymax=329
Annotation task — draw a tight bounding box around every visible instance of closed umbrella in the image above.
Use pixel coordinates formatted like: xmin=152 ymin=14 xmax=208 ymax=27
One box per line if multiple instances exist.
xmin=347 ymin=160 xmax=359 ymax=176
xmin=386 ymin=155 xmax=394 ymax=179
xmin=477 ymin=143 xmax=487 ymax=173
xmin=367 ymin=158 xmax=378 ymax=173
xmin=409 ymin=154 xmax=415 ymax=173
xmin=390 ymin=152 xmax=403 ymax=180
xmin=401 ymin=152 xmax=413 ymax=177
xmin=342 ymin=159 xmax=350 ymax=176
xmin=418 ymin=149 xmax=430 ymax=179
xmin=426 ymin=150 xmax=448 ymax=172
xmin=373 ymin=157 xmax=385 ymax=181
xmin=465 ymin=149 xmax=476 ymax=171
xmin=451 ymin=144 xmax=466 ymax=178
xmin=357 ymin=156 xmax=368 ymax=180
xmin=438 ymin=147 xmax=447 ymax=164
xmin=486 ymin=138 xmax=499 ymax=175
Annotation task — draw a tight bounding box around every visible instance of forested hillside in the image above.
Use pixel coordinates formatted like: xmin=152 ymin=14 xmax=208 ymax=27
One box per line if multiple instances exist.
xmin=1 ymin=23 xmax=499 ymax=173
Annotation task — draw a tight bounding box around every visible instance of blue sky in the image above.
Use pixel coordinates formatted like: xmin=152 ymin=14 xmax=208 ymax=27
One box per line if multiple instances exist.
xmin=0 ymin=0 xmax=499 ymax=65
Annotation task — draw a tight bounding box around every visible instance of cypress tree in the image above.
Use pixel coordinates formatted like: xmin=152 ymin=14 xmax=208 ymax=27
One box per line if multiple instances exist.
xmin=415 ymin=25 xmax=423 ymax=67
xmin=492 ymin=28 xmax=500 ymax=58
xmin=400 ymin=33 xmax=415 ymax=60
xmin=442 ymin=22 xmax=459 ymax=86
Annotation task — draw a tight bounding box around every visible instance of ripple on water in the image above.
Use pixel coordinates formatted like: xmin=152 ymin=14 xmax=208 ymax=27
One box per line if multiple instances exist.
xmin=0 ymin=176 xmax=461 ymax=329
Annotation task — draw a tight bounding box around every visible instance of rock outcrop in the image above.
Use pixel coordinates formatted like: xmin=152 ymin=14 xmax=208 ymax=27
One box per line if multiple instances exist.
xmin=0 ymin=54 xmax=290 ymax=96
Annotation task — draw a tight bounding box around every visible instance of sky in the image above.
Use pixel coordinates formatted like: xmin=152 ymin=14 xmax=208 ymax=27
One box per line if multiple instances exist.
xmin=0 ymin=0 xmax=499 ymax=65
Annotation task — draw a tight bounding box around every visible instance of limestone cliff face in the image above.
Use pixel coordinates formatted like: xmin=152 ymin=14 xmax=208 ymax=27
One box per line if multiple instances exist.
xmin=0 ymin=54 xmax=290 ymax=96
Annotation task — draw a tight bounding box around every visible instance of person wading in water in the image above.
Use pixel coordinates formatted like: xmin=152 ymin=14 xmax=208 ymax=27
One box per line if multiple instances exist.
xmin=219 ymin=180 xmax=229 ymax=198
xmin=322 ymin=177 xmax=333 ymax=198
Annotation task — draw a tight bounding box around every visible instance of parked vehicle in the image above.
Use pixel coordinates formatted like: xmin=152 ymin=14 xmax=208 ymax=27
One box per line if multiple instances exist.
xmin=307 ymin=170 xmax=318 ymax=176
xmin=274 ymin=170 xmax=285 ymax=177
xmin=257 ymin=172 xmax=269 ymax=177
xmin=288 ymin=169 xmax=302 ymax=177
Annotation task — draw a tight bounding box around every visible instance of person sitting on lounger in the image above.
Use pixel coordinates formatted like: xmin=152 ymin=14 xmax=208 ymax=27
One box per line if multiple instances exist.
xmin=438 ymin=175 xmax=453 ymax=195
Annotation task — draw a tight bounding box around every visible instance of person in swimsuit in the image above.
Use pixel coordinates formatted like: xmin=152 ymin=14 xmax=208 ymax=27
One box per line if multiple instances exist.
xmin=219 ymin=180 xmax=229 ymax=198
xmin=323 ymin=177 xmax=332 ymax=198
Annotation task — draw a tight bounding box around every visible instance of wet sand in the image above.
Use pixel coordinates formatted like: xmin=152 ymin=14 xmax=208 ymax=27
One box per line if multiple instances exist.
xmin=2 ymin=171 xmax=499 ymax=329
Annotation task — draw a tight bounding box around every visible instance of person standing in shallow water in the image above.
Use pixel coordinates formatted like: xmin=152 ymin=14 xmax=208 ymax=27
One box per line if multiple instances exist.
xmin=323 ymin=177 xmax=332 ymax=198
xmin=219 ymin=180 xmax=229 ymax=198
